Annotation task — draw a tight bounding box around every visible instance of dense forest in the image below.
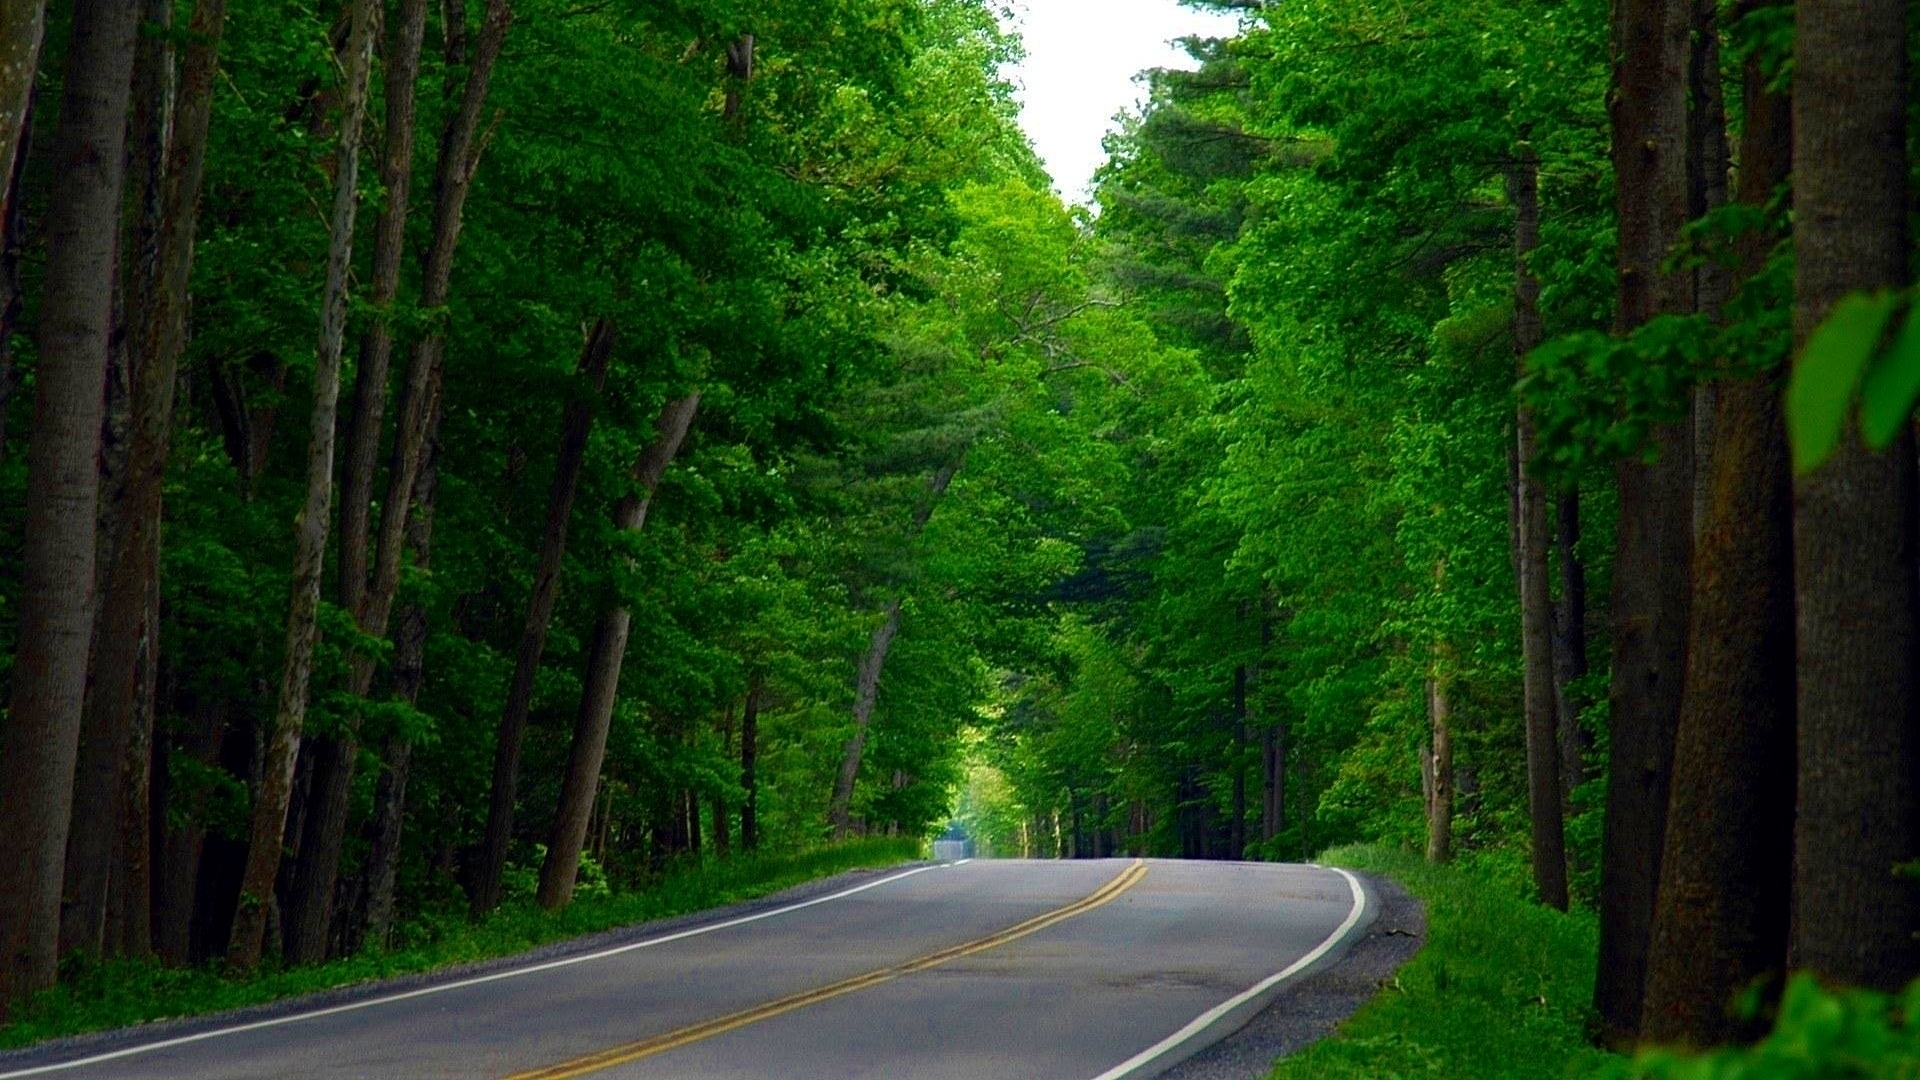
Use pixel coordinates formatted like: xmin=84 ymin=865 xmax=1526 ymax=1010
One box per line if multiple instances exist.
xmin=0 ymin=0 xmax=1915 ymax=1061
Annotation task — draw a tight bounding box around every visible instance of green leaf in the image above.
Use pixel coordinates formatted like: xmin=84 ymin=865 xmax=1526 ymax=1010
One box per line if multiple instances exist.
xmin=1787 ymin=290 xmax=1900 ymax=474
xmin=1860 ymin=303 xmax=1920 ymax=449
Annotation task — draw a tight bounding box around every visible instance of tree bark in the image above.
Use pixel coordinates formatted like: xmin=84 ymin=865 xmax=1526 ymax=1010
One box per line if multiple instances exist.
xmin=537 ymin=392 xmax=701 ymax=910
xmin=1594 ymin=0 xmax=1695 ymax=1044
xmin=740 ymin=680 xmax=760 ymax=852
xmin=0 ymin=0 xmax=145 ymax=1014
xmin=1641 ymin=17 xmax=1794 ymax=1040
xmin=225 ymin=0 xmax=378 ymax=972
xmin=472 ymin=319 xmax=615 ymax=918
xmin=1552 ymin=489 xmax=1589 ymax=809
xmin=1787 ymin=0 xmax=1920 ymax=991
xmin=62 ymin=0 xmax=225 ymax=963
xmin=1422 ymin=672 xmax=1453 ymax=864
xmin=1511 ymin=146 xmax=1568 ymax=910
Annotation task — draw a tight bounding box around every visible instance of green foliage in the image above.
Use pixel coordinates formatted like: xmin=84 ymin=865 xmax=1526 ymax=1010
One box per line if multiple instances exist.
xmin=1786 ymin=290 xmax=1903 ymax=473
xmin=1609 ymin=977 xmax=1920 ymax=1079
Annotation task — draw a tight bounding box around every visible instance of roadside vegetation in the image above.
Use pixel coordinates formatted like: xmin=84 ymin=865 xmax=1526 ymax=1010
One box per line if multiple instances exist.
xmin=1271 ymin=846 xmax=1615 ymax=1080
xmin=0 ymin=839 xmax=918 ymax=1049
xmin=0 ymin=0 xmax=1915 ymax=1064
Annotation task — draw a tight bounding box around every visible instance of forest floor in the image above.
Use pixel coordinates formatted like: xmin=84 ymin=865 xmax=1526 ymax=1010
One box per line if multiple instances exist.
xmin=0 ymin=838 xmax=921 ymax=1050
xmin=1262 ymin=845 xmax=1621 ymax=1080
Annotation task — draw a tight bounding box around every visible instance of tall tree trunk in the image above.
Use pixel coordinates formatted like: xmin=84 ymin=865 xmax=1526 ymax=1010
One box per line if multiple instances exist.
xmin=829 ymin=599 xmax=902 ymax=839
xmin=0 ymin=0 xmax=145 ymax=1014
xmin=115 ymin=539 xmax=160 ymax=958
xmin=536 ymin=392 xmax=701 ymax=910
xmin=1422 ymin=672 xmax=1454 ymax=864
xmin=827 ymin=460 xmax=960 ymax=838
xmin=225 ymin=0 xmax=378 ymax=972
xmin=356 ymin=419 xmax=438 ymax=953
xmin=63 ymin=0 xmax=225 ymax=963
xmin=153 ymin=698 xmax=227 ymax=965
xmin=1511 ymin=145 xmax=1568 ymax=910
xmin=285 ymin=0 xmax=511 ymax=962
xmin=1229 ymin=664 xmax=1247 ymax=860
xmin=711 ymin=704 xmax=732 ymax=857
xmin=1260 ymin=721 xmax=1283 ymax=844
xmin=740 ymin=680 xmax=760 ymax=852
xmin=1787 ymin=0 xmax=1920 ymax=990
xmin=336 ymin=0 xmax=428 ymax=627
xmin=472 ymin=319 xmax=615 ymax=918
xmin=1595 ymin=0 xmax=1695 ymax=1044
xmin=1641 ymin=16 xmax=1794 ymax=1040
xmin=1552 ymin=490 xmax=1589 ymax=808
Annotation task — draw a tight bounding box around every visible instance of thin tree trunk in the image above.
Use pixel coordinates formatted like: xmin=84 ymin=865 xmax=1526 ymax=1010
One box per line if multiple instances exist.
xmin=740 ymin=680 xmax=760 ymax=852
xmin=63 ymin=0 xmax=225 ymax=963
xmin=336 ymin=0 xmax=428 ymax=627
xmin=358 ymin=422 xmax=438 ymax=952
xmin=1229 ymin=664 xmax=1247 ymax=860
xmin=1260 ymin=722 xmax=1283 ymax=843
xmin=117 ymin=539 xmax=160 ymax=958
xmin=830 ymin=599 xmax=902 ymax=839
xmin=1511 ymin=145 xmax=1568 ymax=910
xmin=1552 ymin=489 xmax=1589 ymax=808
xmin=285 ymin=0 xmax=510 ymax=962
xmin=827 ymin=460 xmax=960 ymax=838
xmin=1787 ymin=0 xmax=1920 ymax=990
xmin=537 ymin=392 xmax=701 ymax=910
xmin=153 ymin=698 xmax=226 ymax=965
xmin=712 ymin=704 xmax=732 ymax=857
xmin=1641 ymin=18 xmax=1794 ymax=1040
xmin=472 ymin=319 xmax=615 ymax=918
xmin=1594 ymin=0 xmax=1695 ymax=1044
xmin=225 ymin=0 xmax=377 ymax=972
xmin=1422 ymin=672 xmax=1453 ymax=864
xmin=0 ymin=0 xmax=145 ymax=1014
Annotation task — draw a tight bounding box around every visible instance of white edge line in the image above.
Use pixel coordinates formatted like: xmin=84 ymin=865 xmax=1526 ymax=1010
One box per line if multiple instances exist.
xmin=1085 ymin=864 xmax=1371 ymax=1080
xmin=0 ymin=862 xmax=949 ymax=1078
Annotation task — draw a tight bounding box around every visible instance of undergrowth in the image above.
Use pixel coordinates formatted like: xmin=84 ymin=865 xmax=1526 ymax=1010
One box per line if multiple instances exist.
xmin=1268 ymin=844 xmax=1617 ymax=1080
xmin=0 ymin=838 xmax=920 ymax=1049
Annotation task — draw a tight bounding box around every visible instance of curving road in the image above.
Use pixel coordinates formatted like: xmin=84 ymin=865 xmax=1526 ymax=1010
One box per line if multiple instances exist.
xmin=0 ymin=859 xmax=1375 ymax=1080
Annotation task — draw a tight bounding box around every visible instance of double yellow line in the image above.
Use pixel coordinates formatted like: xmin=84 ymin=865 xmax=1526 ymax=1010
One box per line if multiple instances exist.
xmin=506 ymin=859 xmax=1150 ymax=1080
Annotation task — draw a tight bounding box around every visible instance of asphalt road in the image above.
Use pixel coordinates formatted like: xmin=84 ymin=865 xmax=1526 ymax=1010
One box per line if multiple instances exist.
xmin=0 ymin=859 xmax=1375 ymax=1080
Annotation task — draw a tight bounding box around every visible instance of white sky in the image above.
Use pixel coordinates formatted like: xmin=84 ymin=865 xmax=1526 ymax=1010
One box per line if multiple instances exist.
xmin=1002 ymin=0 xmax=1244 ymax=201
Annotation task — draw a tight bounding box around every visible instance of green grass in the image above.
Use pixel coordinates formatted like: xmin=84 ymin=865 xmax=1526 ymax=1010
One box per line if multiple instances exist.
xmin=1269 ymin=844 xmax=1622 ymax=1080
xmin=0 ymin=838 xmax=921 ymax=1049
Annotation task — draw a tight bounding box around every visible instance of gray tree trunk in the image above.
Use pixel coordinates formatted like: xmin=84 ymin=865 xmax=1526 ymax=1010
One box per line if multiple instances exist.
xmin=225 ymin=0 xmax=378 ymax=972
xmin=1787 ymin=0 xmax=1920 ymax=991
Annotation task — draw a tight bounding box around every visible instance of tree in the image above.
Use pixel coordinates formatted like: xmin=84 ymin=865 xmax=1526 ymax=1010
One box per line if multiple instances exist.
xmin=0 ymin=0 xmax=146 ymax=1012
xmin=1786 ymin=0 xmax=1920 ymax=991
xmin=1593 ymin=0 xmax=1695 ymax=1044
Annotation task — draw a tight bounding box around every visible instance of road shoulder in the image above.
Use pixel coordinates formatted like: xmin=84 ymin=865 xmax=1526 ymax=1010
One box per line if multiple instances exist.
xmin=1155 ymin=871 xmax=1425 ymax=1080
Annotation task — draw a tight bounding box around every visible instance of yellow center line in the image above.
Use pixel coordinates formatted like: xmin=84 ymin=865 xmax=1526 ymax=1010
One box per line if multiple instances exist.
xmin=503 ymin=859 xmax=1150 ymax=1080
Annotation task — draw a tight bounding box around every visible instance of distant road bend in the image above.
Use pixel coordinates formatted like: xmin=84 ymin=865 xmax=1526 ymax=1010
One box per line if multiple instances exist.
xmin=0 ymin=860 xmax=1375 ymax=1080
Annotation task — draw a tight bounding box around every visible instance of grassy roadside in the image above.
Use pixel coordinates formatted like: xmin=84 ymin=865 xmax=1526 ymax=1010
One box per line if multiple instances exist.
xmin=0 ymin=838 xmax=921 ymax=1050
xmin=1269 ymin=844 xmax=1621 ymax=1080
